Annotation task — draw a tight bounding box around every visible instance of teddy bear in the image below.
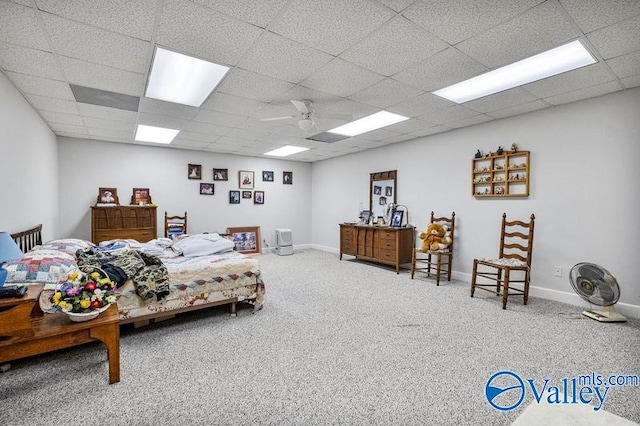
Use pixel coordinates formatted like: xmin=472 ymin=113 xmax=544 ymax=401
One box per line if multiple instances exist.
xmin=418 ymin=223 xmax=452 ymax=251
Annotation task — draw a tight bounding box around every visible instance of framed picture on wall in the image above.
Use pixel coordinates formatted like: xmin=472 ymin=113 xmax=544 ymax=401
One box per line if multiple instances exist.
xmin=213 ymin=168 xmax=228 ymax=181
xmin=226 ymin=226 xmax=261 ymax=254
xmin=283 ymin=171 xmax=293 ymax=184
xmin=254 ymin=191 xmax=264 ymax=205
xmin=229 ymin=190 xmax=240 ymax=204
xmin=242 ymin=190 xmax=252 ymax=199
xmin=200 ymin=183 xmax=214 ymax=195
xmin=239 ymin=170 xmax=254 ymax=189
xmin=262 ymin=171 xmax=274 ymax=182
xmin=188 ymin=164 xmax=202 ymax=180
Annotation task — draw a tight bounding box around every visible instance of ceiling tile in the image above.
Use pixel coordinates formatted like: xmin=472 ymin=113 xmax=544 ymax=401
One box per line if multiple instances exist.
xmin=420 ymin=105 xmax=479 ymax=124
xmin=376 ymin=0 xmax=414 ymax=12
xmin=456 ymin=1 xmax=582 ymax=68
xmin=383 ymin=117 xmax=436 ymax=134
xmin=57 ymin=130 xmax=90 ymax=138
xmin=25 ymin=93 xmax=79 ymax=114
xmin=394 ymin=47 xmax=487 ymax=92
xmin=340 ymin=16 xmax=448 ymax=77
xmin=270 ymin=0 xmax=395 ymax=55
xmin=35 ymin=0 xmax=159 ymax=40
xmin=9 ymin=0 xmax=35 ymax=7
xmin=350 ymin=78 xmax=423 ymax=108
xmin=59 ymin=56 xmax=144 ymax=96
xmin=39 ymin=110 xmax=83 ymax=125
xmin=192 ymin=109 xmax=248 ymax=127
xmin=0 ymin=42 xmax=63 ymax=80
xmin=403 ymin=0 xmax=543 ymax=45
xmin=191 ymin=0 xmax=289 ymax=28
xmin=201 ymin=92 xmax=267 ymax=116
xmin=48 ymin=122 xmax=87 ymax=134
xmin=621 ymin=75 xmax=640 ymax=88
xmin=486 ymin=99 xmax=550 ymax=119
xmin=301 ymin=58 xmax=385 ymax=97
xmin=184 ymin=120 xmax=234 ymax=136
xmin=0 ymin=1 xmax=50 ymax=50
xmin=138 ymin=98 xmax=199 ymax=120
xmin=5 ymin=71 xmax=74 ymax=99
xmin=41 ymin=13 xmax=151 ymax=74
xmin=559 ymin=0 xmax=640 ymax=33
xmin=543 ymin=81 xmax=623 ymax=105
xmin=387 ymin=92 xmax=456 ymax=117
xmin=87 ymin=126 xmax=134 ymax=140
xmin=320 ymin=98 xmax=379 ymax=121
xmin=176 ymin=130 xmax=223 ymax=143
xmin=587 ymin=14 xmax=640 ymax=59
xmin=407 ymin=125 xmax=450 ymax=138
xmin=82 ymin=116 xmax=137 ymax=132
xmin=523 ymin=63 xmax=617 ymax=98
xmin=216 ymin=68 xmax=295 ymax=102
xmin=464 ymin=88 xmax=539 ymax=113
xmin=77 ymin=103 xmax=138 ymax=122
xmin=238 ymin=32 xmax=333 ymax=84
xmin=137 ymin=112 xmax=191 ymax=130
xmin=606 ymin=50 xmax=640 ymax=79
xmin=156 ymin=0 xmax=263 ymax=67
xmin=446 ymin=114 xmax=494 ymax=128
xmin=170 ymin=137 xmax=212 ymax=149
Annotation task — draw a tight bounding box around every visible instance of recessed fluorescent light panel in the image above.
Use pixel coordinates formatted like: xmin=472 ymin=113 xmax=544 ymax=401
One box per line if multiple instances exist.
xmin=135 ymin=124 xmax=180 ymax=144
xmin=145 ymin=47 xmax=230 ymax=107
xmin=328 ymin=111 xmax=409 ymax=137
xmin=264 ymin=145 xmax=310 ymax=157
xmin=433 ymin=40 xmax=597 ymax=103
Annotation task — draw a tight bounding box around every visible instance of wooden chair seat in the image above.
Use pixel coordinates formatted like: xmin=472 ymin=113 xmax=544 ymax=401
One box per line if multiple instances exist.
xmin=164 ymin=212 xmax=187 ymax=238
xmin=470 ymin=213 xmax=535 ymax=309
xmin=411 ymin=212 xmax=455 ymax=286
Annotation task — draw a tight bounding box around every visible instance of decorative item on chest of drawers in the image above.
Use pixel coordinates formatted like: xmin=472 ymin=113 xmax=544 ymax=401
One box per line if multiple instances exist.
xmin=91 ymin=205 xmax=157 ymax=244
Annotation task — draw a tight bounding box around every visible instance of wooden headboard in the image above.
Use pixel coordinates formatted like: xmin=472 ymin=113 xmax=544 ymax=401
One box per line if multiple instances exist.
xmin=10 ymin=224 xmax=43 ymax=253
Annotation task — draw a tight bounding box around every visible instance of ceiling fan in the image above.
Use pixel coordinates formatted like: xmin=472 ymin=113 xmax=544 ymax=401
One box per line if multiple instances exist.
xmin=260 ymin=100 xmax=352 ymax=131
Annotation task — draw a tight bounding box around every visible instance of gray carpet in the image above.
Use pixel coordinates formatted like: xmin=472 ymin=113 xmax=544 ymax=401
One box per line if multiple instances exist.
xmin=1 ymin=249 xmax=639 ymax=425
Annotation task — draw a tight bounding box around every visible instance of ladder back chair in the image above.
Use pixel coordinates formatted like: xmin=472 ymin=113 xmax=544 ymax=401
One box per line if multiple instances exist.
xmin=411 ymin=211 xmax=455 ymax=286
xmin=164 ymin=212 xmax=187 ymax=238
xmin=470 ymin=213 xmax=535 ymax=309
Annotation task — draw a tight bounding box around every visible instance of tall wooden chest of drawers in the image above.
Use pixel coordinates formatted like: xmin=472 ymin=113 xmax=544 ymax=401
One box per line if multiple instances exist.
xmin=339 ymin=224 xmax=414 ymax=273
xmin=91 ymin=206 xmax=157 ymax=244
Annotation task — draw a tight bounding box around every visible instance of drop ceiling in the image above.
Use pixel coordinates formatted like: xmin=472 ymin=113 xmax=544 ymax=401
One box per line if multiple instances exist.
xmin=0 ymin=0 xmax=638 ymax=162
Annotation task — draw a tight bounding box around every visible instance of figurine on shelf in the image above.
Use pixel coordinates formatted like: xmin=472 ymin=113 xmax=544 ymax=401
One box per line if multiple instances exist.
xmin=475 ymin=150 xmax=482 ymax=158
xmin=511 ymin=143 xmax=518 ymax=152
xmin=497 ymin=146 xmax=504 ymax=155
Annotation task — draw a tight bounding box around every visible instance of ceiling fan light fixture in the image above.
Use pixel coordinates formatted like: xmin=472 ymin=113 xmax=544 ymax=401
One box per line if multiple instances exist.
xmin=298 ymin=118 xmax=314 ymax=131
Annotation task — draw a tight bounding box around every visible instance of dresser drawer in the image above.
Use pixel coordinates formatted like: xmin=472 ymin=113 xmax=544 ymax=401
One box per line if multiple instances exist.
xmin=377 ymin=229 xmax=397 ymax=240
xmin=93 ymin=228 xmax=155 ymax=244
xmin=377 ymin=249 xmax=397 ymax=262
xmin=374 ymin=238 xmax=395 ymax=250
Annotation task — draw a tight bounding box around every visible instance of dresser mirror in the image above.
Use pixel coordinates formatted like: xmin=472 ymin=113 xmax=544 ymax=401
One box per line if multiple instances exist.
xmin=370 ymin=170 xmax=397 ymax=224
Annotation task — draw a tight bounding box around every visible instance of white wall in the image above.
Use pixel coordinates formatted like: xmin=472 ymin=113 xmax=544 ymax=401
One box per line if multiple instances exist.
xmin=0 ymin=72 xmax=58 ymax=239
xmin=311 ymin=88 xmax=640 ymax=314
xmin=58 ymin=138 xmax=312 ymax=248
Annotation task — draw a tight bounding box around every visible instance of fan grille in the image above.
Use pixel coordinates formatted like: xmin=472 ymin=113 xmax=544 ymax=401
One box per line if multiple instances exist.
xmin=569 ymin=263 xmax=620 ymax=307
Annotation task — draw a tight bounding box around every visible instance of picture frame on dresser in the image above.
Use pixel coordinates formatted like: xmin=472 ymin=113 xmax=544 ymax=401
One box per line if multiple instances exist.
xmin=96 ymin=187 xmax=119 ymax=206
xmin=131 ymin=188 xmax=151 ymax=205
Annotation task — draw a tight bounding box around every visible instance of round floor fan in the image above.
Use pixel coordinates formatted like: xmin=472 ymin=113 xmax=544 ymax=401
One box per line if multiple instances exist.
xmin=569 ymin=263 xmax=627 ymax=322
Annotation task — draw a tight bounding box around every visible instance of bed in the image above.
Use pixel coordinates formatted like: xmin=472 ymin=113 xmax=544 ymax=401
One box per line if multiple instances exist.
xmin=7 ymin=225 xmax=265 ymax=325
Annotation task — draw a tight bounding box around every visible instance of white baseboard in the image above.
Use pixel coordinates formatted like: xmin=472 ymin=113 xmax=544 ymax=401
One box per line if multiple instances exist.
xmin=450 ymin=272 xmax=640 ymax=319
xmin=263 ymin=244 xmax=313 ymax=254
xmin=311 ymin=244 xmax=339 ymax=254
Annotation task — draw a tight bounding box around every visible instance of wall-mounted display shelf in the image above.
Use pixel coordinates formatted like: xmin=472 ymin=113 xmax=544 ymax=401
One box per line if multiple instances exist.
xmin=472 ymin=150 xmax=530 ymax=198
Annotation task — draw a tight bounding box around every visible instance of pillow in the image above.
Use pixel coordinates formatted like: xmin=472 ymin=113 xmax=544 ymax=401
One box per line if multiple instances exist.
xmin=3 ymin=249 xmax=76 ymax=284
xmin=35 ymin=239 xmax=96 ymax=256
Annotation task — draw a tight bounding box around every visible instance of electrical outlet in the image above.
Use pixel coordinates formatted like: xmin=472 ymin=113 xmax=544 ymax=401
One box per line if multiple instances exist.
xmin=554 ymin=266 xmax=562 ymax=277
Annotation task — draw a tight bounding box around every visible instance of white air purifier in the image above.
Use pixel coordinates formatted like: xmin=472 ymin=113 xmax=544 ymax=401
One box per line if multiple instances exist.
xmin=275 ymin=228 xmax=293 ymax=256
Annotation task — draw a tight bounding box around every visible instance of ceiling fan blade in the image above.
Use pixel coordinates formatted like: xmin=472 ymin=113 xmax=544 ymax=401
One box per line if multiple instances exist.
xmin=291 ymin=99 xmax=311 ymax=114
xmin=315 ymin=113 xmax=353 ymax=121
xmin=260 ymin=115 xmax=296 ymax=122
